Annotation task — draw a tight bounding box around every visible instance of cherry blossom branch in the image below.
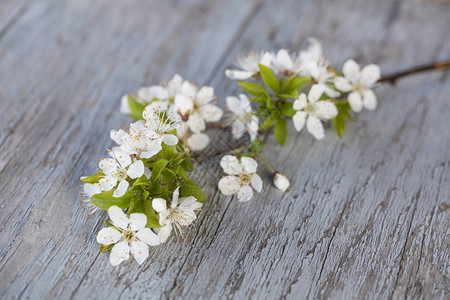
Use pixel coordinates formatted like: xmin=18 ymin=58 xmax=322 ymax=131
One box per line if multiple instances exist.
xmin=378 ymin=60 xmax=450 ymax=84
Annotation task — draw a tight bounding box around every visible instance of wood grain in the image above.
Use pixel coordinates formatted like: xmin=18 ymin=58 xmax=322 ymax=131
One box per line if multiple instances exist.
xmin=0 ymin=0 xmax=449 ymax=299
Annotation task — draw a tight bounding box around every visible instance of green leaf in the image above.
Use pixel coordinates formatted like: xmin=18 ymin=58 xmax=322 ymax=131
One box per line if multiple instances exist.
xmin=179 ymin=180 xmax=206 ymax=203
xmin=132 ymin=175 xmax=150 ymax=187
xmin=274 ymin=118 xmax=288 ymax=146
xmin=259 ymin=64 xmax=280 ymax=92
xmin=81 ymin=173 xmax=105 ymax=184
xmin=259 ymin=115 xmax=277 ymax=130
xmin=333 ymin=101 xmax=352 ymax=137
xmin=250 ymin=138 xmax=264 ymax=153
xmin=104 ymin=220 xmax=114 ymax=227
xmin=127 ymin=95 xmax=146 ymax=120
xmin=286 ymin=76 xmax=311 ymax=92
xmin=147 ymin=181 xmax=163 ymax=197
xmin=151 ymin=159 xmax=168 ymax=182
xmin=176 ymin=166 xmax=189 ymax=180
xmin=180 ymin=153 xmax=194 ymax=172
xmin=100 ymin=244 xmax=114 ymax=252
xmin=159 ymin=169 xmax=176 ymax=184
xmin=278 ymin=103 xmax=296 ymax=117
xmin=237 ymin=81 xmax=267 ymax=96
xmin=91 ymin=190 xmax=135 ymax=210
xmin=143 ymin=198 xmax=161 ymax=228
xmin=159 ymin=143 xmax=176 ymax=160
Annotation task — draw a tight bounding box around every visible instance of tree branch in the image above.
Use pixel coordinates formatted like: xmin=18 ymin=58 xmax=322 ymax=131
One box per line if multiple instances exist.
xmin=378 ymin=61 xmax=450 ymax=84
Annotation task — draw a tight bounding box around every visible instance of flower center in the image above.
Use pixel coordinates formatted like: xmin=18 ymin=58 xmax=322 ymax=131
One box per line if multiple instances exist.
xmin=122 ymin=229 xmax=135 ymax=242
xmin=238 ymin=174 xmax=251 ymax=185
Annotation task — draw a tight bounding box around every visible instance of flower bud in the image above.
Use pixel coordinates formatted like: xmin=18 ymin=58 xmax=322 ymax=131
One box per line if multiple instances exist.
xmin=273 ymin=172 xmax=289 ymax=192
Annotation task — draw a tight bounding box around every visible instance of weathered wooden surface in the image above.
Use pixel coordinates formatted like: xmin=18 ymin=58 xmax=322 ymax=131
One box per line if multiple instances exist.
xmin=0 ymin=0 xmax=449 ymax=299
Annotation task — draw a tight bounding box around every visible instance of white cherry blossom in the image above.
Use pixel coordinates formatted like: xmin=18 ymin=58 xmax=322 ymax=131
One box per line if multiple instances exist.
xmin=96 ymin=206 xmax=160 ymax=266
xmin=226 ymin=94 xmax=259 ymax=141
xmin=80 ymin=182 xmax=102 ymax=214
xmin=334 ymin=59 xmax=380 ymax=112
xmin=152 ymin=187 xmax=203 ymax=243
xmin=225 ymin=51 xmax=274 ymax=80
xmin=98 ymin=148 xmax=144 ymax=197
xmin=111 ymin=120 xmax=162 ymax=159
xmin=143 ymin=105 xmax=182 ymax=146
xmin=218 ymin=155 xmax=262 ymax=202
xmin=292 ymin=85 xmax=338 ymax=140
xmin=271 ymin=49 xmax=301 ymax=76
xmin=174 ymin=85 xmax=223 ymax=134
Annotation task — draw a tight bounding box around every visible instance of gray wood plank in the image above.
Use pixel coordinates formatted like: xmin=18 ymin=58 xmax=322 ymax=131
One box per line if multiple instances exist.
xmin=0 ymin=0 xmax=449 ymax=299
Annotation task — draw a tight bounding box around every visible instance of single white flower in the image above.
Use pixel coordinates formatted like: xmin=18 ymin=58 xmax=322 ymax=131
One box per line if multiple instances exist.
xmin=152 ymin=187 xmax=203 ymax=243
xmin=225 ymin=51 xmax=274 ymax=80
xmin=273 ymin=172 xmax=290 ymax=192
xmin=111 ymin=121 xmax=162 ymax=159
xmin=218 ymin=155 xmax=262 ymax=202
xmin=174 ymin=85 xmax=223 ymax=133
xmin=98 ymin=148 xmax=144 ymax=197
xmin=293 ymin=85 xmax=338 ymax=140
xmin=143 ymin=105 xmax=181 ymax=146
xmin=226 ymin=94 xmax=259 ymax=141
xmin=271 ymin=49 xmax=301 ymax=76
xmin=96 ymin=206 xmax=160 ymax=266
xmin=80 ymin=182 xmax=102 ymax=214
xmin=334 ymin=59 xmax=380 ymax=112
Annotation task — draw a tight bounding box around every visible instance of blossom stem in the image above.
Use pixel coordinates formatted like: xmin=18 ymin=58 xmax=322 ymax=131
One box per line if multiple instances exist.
xmin=378 ymin=61 xmax=450 ymax=84
xmin=255 ymin=153 xmax=274 ymax=173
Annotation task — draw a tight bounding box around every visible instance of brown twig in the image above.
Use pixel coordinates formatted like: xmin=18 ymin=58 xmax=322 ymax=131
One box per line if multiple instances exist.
xmin=378 ymin=61 xmax=450 ymax=84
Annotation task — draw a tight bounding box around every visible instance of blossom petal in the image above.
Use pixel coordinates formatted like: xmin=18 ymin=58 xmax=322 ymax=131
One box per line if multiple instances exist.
xmin=131 ymin=240 xmax=149 ymax=265
xmin=110 ymin=129 xmax=125 ymax=145
xmin=248 ymin=116 xmax=259 ymax=141
xmin=112 ymin=148 xmax=132 ymax=169
xmin=83 ymin=183 xmax=101 ymax=196
xmin=275 ymin=49 xmax=293 ymax=72
xmin=201 ymin=104 xmax=223 ymax=122
xmin=127 ymin=160 xmax=144 ymax=179
xmin=220 ymin=155 xmax=242 ymax=175
xmin=143 ymin=167 xmax=151 ymax=180
xmin=342 ymin=59 xmax=360 ymax=83
xmin=231 ymin=120 xmax=246 ymax=139
xmin=360 ymin=64 xmax=380 ymax=87
xmin=99 ymin=158 xmax=118 ymax=176
xmin=179 ymin=196 xmax=197 ymax=208
xmin=96 ymin=227 xmax=122 ymax=245
xmin=323 ymin=85 xmax=341 ymax=98
xmin=98 ymin=176 xmax=117 ymax=191
xmin=129 ymin=213 xmax=147 ymax=231
xmin=314 ymin=101 xmax=338 ymax=120
xmin=113 ymin=180 xmax=129 ymax=198
xmin=136 ymin=228 xmax=161 ymax=246
xmin=108 ymin=206 xmax=129 ymax=230
xmin=241 ymin=157 xmax=258 ymax=173
xmin=196 ymin=86 xmax=214 ymax=105
xmin=157 ymin=224 xmax=172 ymax=243
xmin=110 ymin=241 xmax=130 ymax=266
xmin=308 ymin=84 xmax=325 ymax=103
xmin=293 ymin=94 xmax=307 ymax=110
xmin=362 ymin=89 xmax=377 ymax=110
xmin=180 ymin=81 xmax=197 ymax=99
xmin=306 ymin=116 xmax=325 ymax=140
xmin=187 ymin=133 xmax=210 ymax=151
xmin=218 ymin=176 xmax=241 ymax=196
xmin=348 ymin=91 xmax=363 ymax=113
xmin=140 ymin=142 xmax=162 ymax=159
xmin=172 ymin=187 xmax=180 ymax=207
xmin=174 ymin=94 xmax=194 ymax=116
xmin=293 ymin=111 xmax=307 ymax=132
xmin=225 ymin=69 xmax=254 ymax=80
xmin=120 ymin=95 xmax=131 ymax=115
xmin=237 ymin=185 xmax=253 ymax=202
xmin=187 ymin=112 xmax=206 ymax=133
xmin=251 ymin=174 xmax=263 ymax=193
xmin=152 ymin=198 xmax=167 ymax=213
xmin=334 ymin=77 xmax=353 ymax=92
xmin=226 ymin=96 xmax=244 ymax=115
xmin=163 ymin=133 xmax=178 ymax=146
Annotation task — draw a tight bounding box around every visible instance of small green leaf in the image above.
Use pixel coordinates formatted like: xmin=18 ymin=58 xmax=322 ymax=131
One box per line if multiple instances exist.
xmin=81 ymin=173 xmax=105 ymax=184
xmin=286 ymin=76 xmax=311 ymax=92
xmin=179 ymin=180 xmax=206 ymax=203
xmin=237 ymin=81 xmax=267 ymax=96
xmin=132 ymin=175 xmax=150 ymax=187
xmin=91 ymin=190 xmax=135 ymax=210
xmin=151 ymin=159 xmax=168 ymax=182
xmin=180 ymin=154 xmax=194 ymax=172
xmin=147 ymin=181 xmax=163 ymax=197
xmin=274 ymin=118 xmax=288 ymax=146
xmin=127 ymin=95 xmax=146 ymax=120
xmin=333 ymin=101 xmax=352 ymax=137
xmin=250 ymin=138 xmax=264 ymax=153
xmin=159 ymin=143 xmax=176 ymax=160
xmin=100 ymin=244 xmax=114 ymax=252
xmin=159 ymin=169 xmax=176 ymax=184
xmin=259 ymin=115 xmax=277 ymax=130
xmin=259 ymin=64 xmax=280 ymax=92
